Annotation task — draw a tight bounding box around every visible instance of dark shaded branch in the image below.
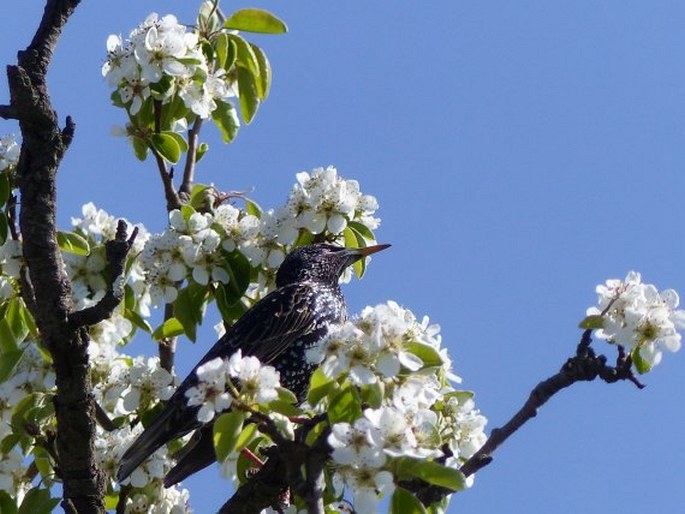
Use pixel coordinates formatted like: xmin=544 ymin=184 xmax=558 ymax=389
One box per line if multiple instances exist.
xmin=218 ymin=445 xmax=292 ymax=514
xmin=408 ymin=332 xmax=646 ymax=507
xmin=179 ymin=117 xmax=203 ymax=199
xmin=151 ymin=99 xmax=181 ymax=211
xmin=219 ymin=419 xmax=332 ymax=514
xmin=301 ymin=428 xmax=331 ymax=514
xmin=68 ymin=221 xmax=138 ymax=328
xmin=6 ymin=0 xmax=106 ymax=512
xmin=93 ymin=400 xmax=117 ymax=432
xmin=460 ymin=332 xmax=644 ymax=478
xmin=152 ymin=149 xmax=182 ymax=211
xmin=159 ymin=303 xmax=177 ymax=373
xmin=7 ymin=193 xmax=19 ymax=241
xmin=0 ymin=104 xmax=18 ymax=119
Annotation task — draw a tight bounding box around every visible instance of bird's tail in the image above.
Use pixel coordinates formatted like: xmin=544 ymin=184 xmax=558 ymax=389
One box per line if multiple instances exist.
xmin=163 ymin=424 xmax=216 ymax=487
xmin=117 ymin=406 xmax=180 ymax=483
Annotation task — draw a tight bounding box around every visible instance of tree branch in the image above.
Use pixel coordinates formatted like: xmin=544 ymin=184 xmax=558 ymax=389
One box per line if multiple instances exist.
xmin=68 ymin=220 xmax=138 ymax=328
xmin=6 ymin=0 xmax=106 ymax=511
xmin=0 ymin=104 xmax=18 ymax=119
xmin=406 ymin=332 xmax=646 ymax=506
xmin=152 ymin=149 xmax=182 ymax=212
xmin=460 ymin=331 xmax=644 ymax=478
xmin=159 ymin=303 xmax=177 ymax=373
xmin=179 ymin=117 xmax=203 ymax=199
xmin=219 ymin=417 xmax=332 ymax=514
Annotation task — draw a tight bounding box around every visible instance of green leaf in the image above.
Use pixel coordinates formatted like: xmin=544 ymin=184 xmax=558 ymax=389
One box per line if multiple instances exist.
xmin=110 ymin=89 xmax=126 ymax=108
xmin=277 ymin=386 xmax=298 ymax=405
xmin=125 ymin=308 xmax=152 ymax=333
xmin=360 ymin=381 xmax=384 ymax=409
xmin=245 ymin=199 xmax=262 ymax=217
xmin=1 ymin=298 xmax=30 ymax=349
xmin=0 ymin=491 xmax=17 ymax=514
xmin=135 ymin=97 xmax=155 ymax=127
xmin=579 ymin=314 xmax=604 ymax=330
xmin=235 ymin=436 xmax=266 ymax=484
xmin=151 ymin=132 xmax=182 ymax=164
xmin=224 ymin=8 xmax=288 ymax=34
xmin=215 ymin=33 xmax=229 ymax=69
xmin=104 ymin=493 xmax=120 ymax=511
xmin=307 ymin=367 xmax=335 ymax=406
xmin=266 ymin=399 xmax=300 ymax=417
xmin=198 ymin=0 xmax=221 ymax=33
xmin=402 ymin=459 xmax=466 ymax=492
xmin=214 ymin=411 xmax=247 ymax=461
xmin=150 ymin=74 xmax=174 ymax=100
xmin=212 ymin=99 xmax=240 ymax=143
xmin=152 ymin=317 xmax=185 ymax=340
xmin=180 ymin=204 xmax=196 ymax=224
xmin=195 ymin=142 xmax=209 ymax=163
xmin=631 ymin=346 xmax=651 ymax=374
xmin=304 ymin=416 xmax=327 ymax=446
xmin=0 ymin=320 xmax=17 ymax=352
xmin=0 ymin=211 xmax=8 ymax=246
xmin=31 ymin=446 xmax=53 ymax=478
xmin=343 ymin=226 xmax=365 ymax=278
xmin=160 ymin=94 xmax=190 ymax=131
xmin=162 ymin=131 xmax=189 ymax=153
xmin=18 ymin=487 xmax=59 ymax=514
xmin=222 ymin=251 xmax=251 ymax=303
xmin=173 ymin=285 xmax=208 ymax=342
xmin=224 ymin=38 xmax=238 ymax=71
xmin=249 ymin=44 xmax=272 ymax=100
xmin=184 ymin=52 xmax=207 ymax=68
xmin=1 ymin=433 xmax=20 ymax=455
xmin=391 ymin=487 xmax=428 ymax=514
xmin=0 ymin=349 xmax=25 ymax=384
xmin=404 ymin=342 xmax=442 ymax=368
xmin=226 ymin=34 xmax=259 ymax=75
xmin=20 ymin=301 xmax=38 ymax=341
xmin=295 ymin=230 xmax=314 ymax=247
xmin=0 ymin=172 xmax=10 ymax=207
xmin=190 ymin=184 xmax=212 ymax=210
xmin=328 ymin=383 xmax=362 ymax=424
xmin=348 ymin=220 xmax=376 ymax=242
xmin=214 ymin=286 xmax=245 ymax=323
xmin=56 ymin=231 xmax=90 ymax=256
xmin=131 ymin=136 xmax=149 ymax=161
xmin=234 ymin=423 xmax=258 ymax=451
xmin=237 ymin=67 xmax=260 ymax=124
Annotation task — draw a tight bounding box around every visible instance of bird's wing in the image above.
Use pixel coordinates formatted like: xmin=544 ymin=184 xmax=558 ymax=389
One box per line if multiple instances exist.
xmin=118 ymin=283 xmax=321 ymax=483
xmin=195 ymin=281 xmax=320 ymax=370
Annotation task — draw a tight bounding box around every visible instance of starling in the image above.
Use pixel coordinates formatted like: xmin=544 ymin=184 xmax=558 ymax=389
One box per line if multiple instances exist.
xmin=117 ymin=242 xmax=390 ymax=485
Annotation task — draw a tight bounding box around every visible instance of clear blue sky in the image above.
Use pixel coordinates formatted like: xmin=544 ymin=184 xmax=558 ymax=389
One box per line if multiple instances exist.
xmin=3 ymin=1 xmax=685 ymax=513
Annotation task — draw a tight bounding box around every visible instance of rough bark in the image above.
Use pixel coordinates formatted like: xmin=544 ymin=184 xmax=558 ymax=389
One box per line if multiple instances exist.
xmin=2 ymin=1 xmax=107 ymax=512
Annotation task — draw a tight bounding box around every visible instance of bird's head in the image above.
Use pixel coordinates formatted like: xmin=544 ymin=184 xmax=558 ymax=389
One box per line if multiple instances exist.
xmin=276 ymin=243 xmax=390 ymax=287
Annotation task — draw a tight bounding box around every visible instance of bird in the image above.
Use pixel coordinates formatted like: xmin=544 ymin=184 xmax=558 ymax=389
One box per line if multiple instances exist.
xmin=117 ymin=242 xmax=390 ymax=485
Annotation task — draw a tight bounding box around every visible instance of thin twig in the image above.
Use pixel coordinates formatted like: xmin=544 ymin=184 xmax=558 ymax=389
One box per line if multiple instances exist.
xmin=68 ymin=221 xmax=138 ymax=328
xmin=179 ymin=117 xmax=203 ymax=199
xmin=159 ymin=303 xmax=177 ymax=373
xmin=153 ymin=149 xmax=182 ymax=211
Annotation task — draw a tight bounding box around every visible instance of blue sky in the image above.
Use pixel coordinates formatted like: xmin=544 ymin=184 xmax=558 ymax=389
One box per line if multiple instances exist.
xmin=3 ymin=1 xmax=685 ymax=513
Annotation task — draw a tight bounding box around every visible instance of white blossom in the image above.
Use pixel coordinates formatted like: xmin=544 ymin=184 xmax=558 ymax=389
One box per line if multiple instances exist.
xmin=0 ymin=240 xmax=22 ymax=279
xmin=227 ymin=350 xmax=281 ymax=404
xmin=185 ymin=357 xmax=233 ymax=422
xmin=587 ymin=271 xmax=685 ymax=370
xmin=0 ymin=135 xmax=20 ymax=172
xmin=122 ymin=356 xmax=176 ymax=413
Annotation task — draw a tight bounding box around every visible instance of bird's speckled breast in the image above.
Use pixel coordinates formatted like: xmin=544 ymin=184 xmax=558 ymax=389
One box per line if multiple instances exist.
xmin=274 ymin=282 xmax=347 ymax=402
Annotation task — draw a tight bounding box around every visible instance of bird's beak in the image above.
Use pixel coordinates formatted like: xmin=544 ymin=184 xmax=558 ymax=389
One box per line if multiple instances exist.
xmin=344 ymin=243 xmax=391 ymax=263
